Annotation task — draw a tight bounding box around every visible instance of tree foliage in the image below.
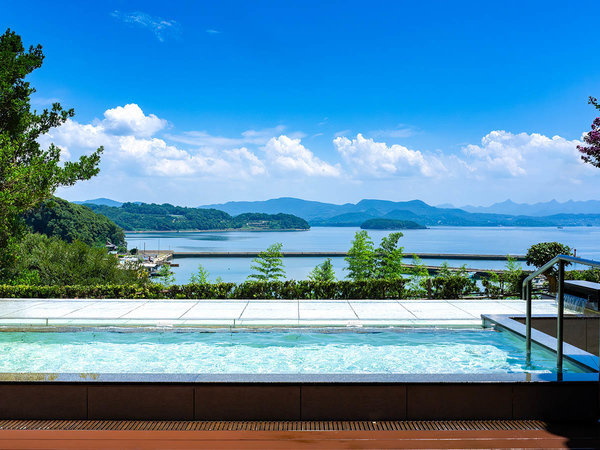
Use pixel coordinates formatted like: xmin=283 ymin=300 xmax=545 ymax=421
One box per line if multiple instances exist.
xmin=345 ymin=231 xmax=405 ymax=280
xmin=430 ymin=263 xmax=476 ymax=299
xmin=189 ymin=264 xmax=210 ymax=284
xmin=24 ymin=197 xmax=125 ymax=246
xmin=403 ymin=255 xmax=430 ymax=297
xmin=308 ymin=258 xmax=336 ymax=282
xmin=578 ymin=96 xmax=600 ymax=167
xmin=373 ymin=232 xmax=404 ymax=279
xmin=525 ymin=242 xmax=572 ymax=275
xmin=345 ymin=231 xmax=375 ymax=280
xmin=12 ymin=233 xmax=142 ymax=286
xmin=248 ymin=243 xmax=286 ymax=281
xmin=0 ymin=29 xmax=103 ymax=280
xmin=156 ymin=264 xmax=175 ymax=286
xmin=86 ymin=203 xmax=310 ymax=231
xmin=360 ymin=218 xmax=426 ymax=230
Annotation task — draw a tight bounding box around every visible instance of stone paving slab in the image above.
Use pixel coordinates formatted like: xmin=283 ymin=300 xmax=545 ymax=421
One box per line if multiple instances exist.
xmin=349 ymin=301 xmax=416 ymax=319
xmin=119 ymin=301 xmax=198 ymax=320
xmin=179 ymin=301 xmax=248 ymax=320
xmin=299 ymin=301 xmax=357 ymax=320
xmin=62 ymin=301 xmax=148 ymax=319
xmin=241 ymin=301 xmax=298 ymax=320
xmin=0 ymin=300 xmax=46 ymax=317
xmin=0 ymin=301 xmax=97 ymax=319
xmin=0 ymin=298 xmax=563 ymax=327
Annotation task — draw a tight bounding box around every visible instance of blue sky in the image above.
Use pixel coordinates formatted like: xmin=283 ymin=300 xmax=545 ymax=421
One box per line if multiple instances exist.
xmin=3 ymin=1 xmax=600 ymax=206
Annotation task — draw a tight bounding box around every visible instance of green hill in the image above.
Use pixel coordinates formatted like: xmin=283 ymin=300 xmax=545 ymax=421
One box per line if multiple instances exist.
xmin=361 ymin=218 xmax=427 ymax=230
xmin=85 ymin=202 xmax=310 ymax=231
xmin=24 ymin=198 xmax=125 ymax=246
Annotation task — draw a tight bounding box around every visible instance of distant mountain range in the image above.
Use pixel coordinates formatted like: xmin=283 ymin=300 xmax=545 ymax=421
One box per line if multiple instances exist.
xmin=200 ymin=197 xmax=600 ymax=227
xmin=443 ymin=199 xmax=600 ymax=216
xmin=76 ymin=197 xmax=600 ymax=227
xmin=74 ymin=198 xmax=123 ymax=207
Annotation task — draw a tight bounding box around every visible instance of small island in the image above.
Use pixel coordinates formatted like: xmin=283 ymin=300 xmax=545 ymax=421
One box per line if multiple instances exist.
xmin=360 ymin=218 xmax=427 ymax=230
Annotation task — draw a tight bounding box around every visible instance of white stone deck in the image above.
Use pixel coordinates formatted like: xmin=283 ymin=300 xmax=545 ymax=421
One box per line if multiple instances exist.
xmin=0 ymin=298 xmax=562 ymax=327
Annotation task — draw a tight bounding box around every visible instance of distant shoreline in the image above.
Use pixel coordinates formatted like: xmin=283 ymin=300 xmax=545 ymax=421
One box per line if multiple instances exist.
xmin=124 ymin=228 xmax=310 ymax=233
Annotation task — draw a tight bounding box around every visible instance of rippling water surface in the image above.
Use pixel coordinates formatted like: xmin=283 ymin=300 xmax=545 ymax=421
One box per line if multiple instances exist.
xmin=0 ymin=328 xmax=589 ymax=374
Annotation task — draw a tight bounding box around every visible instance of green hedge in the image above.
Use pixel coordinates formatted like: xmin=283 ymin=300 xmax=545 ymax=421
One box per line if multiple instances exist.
xmin=0 ymin=279 xmax=406 ymax=300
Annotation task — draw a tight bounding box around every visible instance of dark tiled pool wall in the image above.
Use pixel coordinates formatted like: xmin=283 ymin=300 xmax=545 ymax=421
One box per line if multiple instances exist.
xmin=0 ymin=382 xmax=597 ymax=421
xmin=514 ymin=316 xmax=600 ymax=356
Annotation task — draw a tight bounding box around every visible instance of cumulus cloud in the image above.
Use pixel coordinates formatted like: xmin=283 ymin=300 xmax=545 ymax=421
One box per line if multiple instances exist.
xmin=102 ymin=104 xmax=167 ymax=137
xmin=111 ymin=11 xmax=180 ymax=42
xmin=461 ymin=130 xmax=587 ymax=180
xmin=333 ymin=133 xmax=443 ymax=177
xmin=264 ymin=135 xmax=342 ymax=177
xmin=40 ymin=104 xmax=265 ymax=179
xmin=42 ymin=101 xmax=597 ymax=205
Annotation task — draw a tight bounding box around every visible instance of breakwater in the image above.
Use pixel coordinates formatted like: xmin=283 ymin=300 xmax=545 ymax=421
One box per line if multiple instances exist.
xmin=166 ymin=251 xmax=526 ymax=261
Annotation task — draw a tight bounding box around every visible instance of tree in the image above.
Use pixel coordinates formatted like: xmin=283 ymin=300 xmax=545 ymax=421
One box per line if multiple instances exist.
xmin=578 ymin=96 xmax=600 ymax=167
xmin=189 ymin=264 xmax=210 ymax=284
xmin=156 ymin=264 xmax=175 ymax=286
xmin=308 ymin=258 xmax=336 ymax=282
xmin=345 ymin=231 xmax=375 ymax=280
xmin=525 ymin=242 xmax=572 ymax=275
xmin=374 ymin=232 xmax=404 ymax=279
xmin=24 ymin=197 xmax=125 ymax=246
xmin=404 ymin=255 xmax=430 ymax=298
xmin=0 ymin=29 xmax=103 ymax=280
xmin=248 ymin=243 xmax=286 ymax=281
xmin=502 ymin=255 xmax=524 ymax=295
xmin=13 ymin=233 xmax=142 ymax=286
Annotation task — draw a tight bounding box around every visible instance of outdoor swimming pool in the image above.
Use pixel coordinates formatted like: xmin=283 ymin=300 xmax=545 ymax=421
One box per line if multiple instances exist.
xmin=0 ymin=327 xmax=592 ymax=374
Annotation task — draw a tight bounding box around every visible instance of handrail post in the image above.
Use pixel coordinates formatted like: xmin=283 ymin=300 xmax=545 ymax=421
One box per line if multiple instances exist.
xmin=557 ymin=260 xmax=565 ymax=373
xmin=525 ymin=279 xmax=532 ymax=362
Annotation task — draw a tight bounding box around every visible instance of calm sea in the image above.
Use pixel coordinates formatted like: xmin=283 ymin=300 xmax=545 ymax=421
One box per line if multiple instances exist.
xmin=125 ymin=226 xmax=600 ymax=283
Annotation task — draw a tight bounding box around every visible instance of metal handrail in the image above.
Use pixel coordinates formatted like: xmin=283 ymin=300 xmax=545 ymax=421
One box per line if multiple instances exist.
xmin=522 ymin=254 xmax=600 ymax=372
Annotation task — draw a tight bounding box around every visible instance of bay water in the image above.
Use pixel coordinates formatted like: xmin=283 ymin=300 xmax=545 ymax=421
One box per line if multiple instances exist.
xmin=125 ymin=226 xmax=600 ymax=283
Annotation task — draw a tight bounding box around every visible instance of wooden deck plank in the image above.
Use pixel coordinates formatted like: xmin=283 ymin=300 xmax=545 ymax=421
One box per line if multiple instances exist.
xmin=0 ymin=429 xmax=597 ymax=449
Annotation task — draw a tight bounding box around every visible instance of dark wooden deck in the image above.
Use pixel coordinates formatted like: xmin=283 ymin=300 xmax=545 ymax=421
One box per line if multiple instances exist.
xmin=0 ymin=420 xmax=598 ymax=449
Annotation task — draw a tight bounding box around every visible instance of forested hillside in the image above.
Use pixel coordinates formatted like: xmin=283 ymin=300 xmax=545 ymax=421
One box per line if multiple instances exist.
xmin=360 ymin=218 xmax=427 ymax=230
xmin=24 ymin=198 xmax=125 ymax=246
xmin=85 ymin=203 xmax=310 ymax=231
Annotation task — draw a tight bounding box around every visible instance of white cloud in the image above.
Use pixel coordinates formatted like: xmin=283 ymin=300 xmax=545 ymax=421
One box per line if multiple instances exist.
xmin=206 ymin=29 xmax=220 ymax=34
xmin=333 ymin=133 xmax=443 ymax=177
xmin=40 ymin=104 xmax=265 ymax=180
xmin=166 ymin=125 xmax=287 ymax=148
xmin=461 ymin=130 xmax=587 ymax=180
xmin=102 ymin=104 xmax=167 ymax=138
xmin=44 ymin=102 xmax=599 ymax=206
xmin=369 ymin=124 xmax=418 ymax=139
xmin=264 ymin=135 xmax=342 ymax=177
xmin=111 ymin=11 xmax=180 ymax=42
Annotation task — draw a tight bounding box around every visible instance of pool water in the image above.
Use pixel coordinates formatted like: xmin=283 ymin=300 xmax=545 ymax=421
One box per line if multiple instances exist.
xmin=0 ymin=328 xmax=590 ymax=374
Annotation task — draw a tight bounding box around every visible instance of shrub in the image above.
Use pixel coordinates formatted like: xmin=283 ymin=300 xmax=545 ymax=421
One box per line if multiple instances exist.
xmin=431 ymin=263 xmax=477 ymax=299
xmin=402 ymin=255 xmax=430 ymax=298
xmin=10 ymin=233 xmax=143 ymax=286
xmin=0 ymin=279 xmax=407 ymax=300
xmin=482 ymin=272 xmax=502 ymax=299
